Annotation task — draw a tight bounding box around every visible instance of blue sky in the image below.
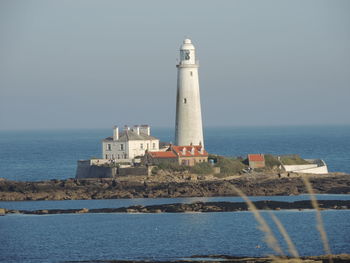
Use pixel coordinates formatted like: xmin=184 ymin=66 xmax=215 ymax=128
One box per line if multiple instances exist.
xmin=1 ymin=0 xmax=349 ymax=130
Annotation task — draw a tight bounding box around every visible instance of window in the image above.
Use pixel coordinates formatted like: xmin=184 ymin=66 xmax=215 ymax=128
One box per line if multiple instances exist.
xmin=190 ymin=71 xmax=193 ymax=76
xmin=105 ymin=154 xmax=108 ymax=159
xmin=107 ymin=144 xmax=111 ymax=151
xmin=117 ymin=154 xmax=120 ymax=159
xmin=120 ymin=144 xmax=124 ymax=150
xmin=152 ymin=143 xmax=156 ymax=149
xmin=140 ymin=143 xmax=143 ymax=149
xmin=183 ymin=98 xmax=187 ymax=104
xmin=124 ymin=154 xmax=127 ymax=159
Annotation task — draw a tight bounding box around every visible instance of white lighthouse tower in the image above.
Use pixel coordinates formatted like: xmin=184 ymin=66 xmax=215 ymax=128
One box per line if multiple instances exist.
xmin=175 ymin=39 xmax=204 ymax=147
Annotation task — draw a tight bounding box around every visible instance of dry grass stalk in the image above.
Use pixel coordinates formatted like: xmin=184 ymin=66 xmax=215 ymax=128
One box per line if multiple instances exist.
xmin=302 ymin=176 xmax=333 ymax=263
xmin=269 ymin=212 xmax=301 ymax=261
xmin=231 ymin=185 xmax=284 ymax=256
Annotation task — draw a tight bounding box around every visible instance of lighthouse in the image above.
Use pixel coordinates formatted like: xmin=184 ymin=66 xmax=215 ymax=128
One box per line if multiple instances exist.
xmin=175 ymin=39 xmax=204 ymax=147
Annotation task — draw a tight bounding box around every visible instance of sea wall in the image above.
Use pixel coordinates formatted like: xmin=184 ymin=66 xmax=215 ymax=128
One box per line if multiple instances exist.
xmin=283 ymin=159 xmax=328 ymax=174
xmin=76 ymin=161 xmax=116 ymax=179
xmin=284 ymin=164 xmax=318 ymax=171
xmin=75 ymin=161 xmax=150 ymax=179
xmin=283 ymin=165 xmax=328 ymax=174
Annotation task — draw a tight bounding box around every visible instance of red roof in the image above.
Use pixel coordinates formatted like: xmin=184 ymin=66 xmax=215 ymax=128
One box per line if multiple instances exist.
xmin=172 ymin=145 xmax=208 ymax=157
xmin=148 ymin=151 xmax=177 ymax=158
xmin=248 ymin=154 xmax=265 ymax=162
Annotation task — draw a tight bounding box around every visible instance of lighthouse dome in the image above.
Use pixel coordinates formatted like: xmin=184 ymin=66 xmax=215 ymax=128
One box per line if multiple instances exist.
xmin=180 ymin=38 xmax=195 ymax=50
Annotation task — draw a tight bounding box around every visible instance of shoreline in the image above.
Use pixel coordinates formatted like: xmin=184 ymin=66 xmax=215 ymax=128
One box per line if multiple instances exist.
xmin=1 ymin=174 xmax=349 ymax=201
xmin=3 ymin=200 xmax=350 ymax=215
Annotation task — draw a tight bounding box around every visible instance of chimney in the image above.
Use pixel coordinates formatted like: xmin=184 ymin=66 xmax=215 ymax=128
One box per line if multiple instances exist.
xmin=113 ymin=126 xmax=119 ymax=141
xmin=182 ymin=147 xmax=186 ymax=155
xmin=191 ymin=147 xmax=195 ymax=155
xmin=140 ymin=125 xmax=150 ymax=136
xmin=134 ymin=125 xmax=140 ymax=135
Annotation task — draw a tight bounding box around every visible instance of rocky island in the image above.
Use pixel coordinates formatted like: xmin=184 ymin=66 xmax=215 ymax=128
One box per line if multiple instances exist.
xmin=3 ymin=199 xmax=350 ymax=215
xmin=0 ymin=173 xmax=349 ymax=201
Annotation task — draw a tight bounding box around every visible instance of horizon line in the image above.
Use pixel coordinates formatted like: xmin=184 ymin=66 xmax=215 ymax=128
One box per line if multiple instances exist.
xmin=1 ymin=123 xmax=350 ymax=132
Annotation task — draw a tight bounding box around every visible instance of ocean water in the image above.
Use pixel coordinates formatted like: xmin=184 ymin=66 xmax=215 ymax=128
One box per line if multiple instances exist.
xmin=1 ymin=126 xmax=350 ymax=262
xmin=0 ymin=125 xmax=349 ymax=181
xmin=1 ymin=210 xmax=349 ymax=262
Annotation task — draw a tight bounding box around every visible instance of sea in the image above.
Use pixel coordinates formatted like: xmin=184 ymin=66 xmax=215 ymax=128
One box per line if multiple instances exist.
xmin=0 ymin=125 xmax=350 ymax=262
xmin=0 ymin=125 xmax=350 ymax=181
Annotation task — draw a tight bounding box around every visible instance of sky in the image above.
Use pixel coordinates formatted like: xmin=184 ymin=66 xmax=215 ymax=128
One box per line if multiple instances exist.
xmin=0 ymin=0 xmax=349 ymax=130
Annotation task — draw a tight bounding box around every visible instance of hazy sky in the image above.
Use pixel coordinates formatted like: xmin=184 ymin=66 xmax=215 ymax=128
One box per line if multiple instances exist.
xmin=1 ymin=0 xmax=349 ymax=130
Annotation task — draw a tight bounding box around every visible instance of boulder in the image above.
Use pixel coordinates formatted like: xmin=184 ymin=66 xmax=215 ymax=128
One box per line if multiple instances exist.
xmin=77 ymin=208 xmax=89 ymax=213
xmin=0 ymin=208 xmax=5 ymax=215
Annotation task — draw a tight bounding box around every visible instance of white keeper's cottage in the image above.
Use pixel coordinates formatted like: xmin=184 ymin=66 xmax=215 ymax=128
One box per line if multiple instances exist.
xmin=102 ymin=125 xmax=159 ymax=162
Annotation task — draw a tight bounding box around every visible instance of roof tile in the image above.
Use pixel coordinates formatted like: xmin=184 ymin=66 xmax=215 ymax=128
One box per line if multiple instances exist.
xmin=248 ymin=154 xmax=265 ymax=162
xmin=148 ymin=151 xmax=177 ymax=158
xmin=172 ymin=145 xmax=208 ymax=157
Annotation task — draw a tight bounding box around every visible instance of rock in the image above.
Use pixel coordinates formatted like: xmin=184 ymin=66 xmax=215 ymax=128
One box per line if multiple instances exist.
xmin=0 ymin=174 xmax=350 ymax=201
xmin=7 ymin=209 xmax=20 ymax=214
xmin=126 ymin=209 xmax=138 ymax=213
xmin=77 ymin=208 xmax=89 ymax=213
xmin=7 ymin=199 xmax=350 ymax=216
xmin=0 ymin=208 xmax=5 ymax=215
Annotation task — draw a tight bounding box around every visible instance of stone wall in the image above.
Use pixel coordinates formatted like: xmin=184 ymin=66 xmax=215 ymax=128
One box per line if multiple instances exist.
xmin=75 ymin=161 xmax=116 ymax=179
xmin=75 ymin=161 xmax=150 ymax=179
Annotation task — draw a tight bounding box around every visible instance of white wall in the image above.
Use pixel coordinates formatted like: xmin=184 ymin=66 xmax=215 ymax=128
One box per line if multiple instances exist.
xmin=297 ymin=166 xmax=329 ymax=174
xmin=103 ymin=139 xmax=159 ymax=160
xmin=102 ymin=141 xmax=127 ymax=160
xmin=283 ymin=164 xmax=318 ymax=172
xmin=283 ymin=162 xmax=328 ymax=174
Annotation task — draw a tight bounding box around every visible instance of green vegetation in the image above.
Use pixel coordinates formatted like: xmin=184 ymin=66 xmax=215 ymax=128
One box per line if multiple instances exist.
xmin=280 ymin=154 xmax=310 ymax=165
xmin=264 ymin=154 xmax=281 ymax=168
xmin=151 ymin=154 xmax=310 ymax=176
xmin=214 ymin=155 xmax=247 ymax=175
xmin=152 ymin=161 xmax=214 ymax=175
xmin=153 ymin=161 xmax=188 ymax=173
xmin=189 ymin=162 xmax=213 ymax=174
